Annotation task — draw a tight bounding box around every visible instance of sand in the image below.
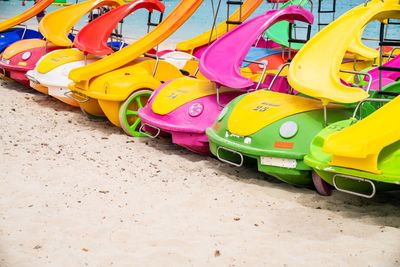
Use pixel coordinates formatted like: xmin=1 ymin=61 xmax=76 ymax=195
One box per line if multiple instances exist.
xmin=0 ymin=78 xmax=400 ymax=267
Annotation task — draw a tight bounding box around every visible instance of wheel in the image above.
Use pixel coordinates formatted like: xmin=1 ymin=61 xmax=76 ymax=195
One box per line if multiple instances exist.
xmin=80 ymin=106 xmax=107 ymax=121
xmin=119 ymin=89 xmax=152 ymax=137
xmin=312 ymin=171 xmax=332 ymax=196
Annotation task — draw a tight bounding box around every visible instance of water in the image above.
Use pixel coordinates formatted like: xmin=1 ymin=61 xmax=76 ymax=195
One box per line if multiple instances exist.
xmin=0 ymin=0 xmax=397 ymax=46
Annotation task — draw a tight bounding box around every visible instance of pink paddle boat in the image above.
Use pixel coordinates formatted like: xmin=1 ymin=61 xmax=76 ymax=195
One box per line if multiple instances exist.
xmin=138 ymin=6 xmax=314 ymax=153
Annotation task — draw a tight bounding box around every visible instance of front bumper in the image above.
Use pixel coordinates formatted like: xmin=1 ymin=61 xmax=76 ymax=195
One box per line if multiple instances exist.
xmin=206 ymin=127 xmax=312 ymax=186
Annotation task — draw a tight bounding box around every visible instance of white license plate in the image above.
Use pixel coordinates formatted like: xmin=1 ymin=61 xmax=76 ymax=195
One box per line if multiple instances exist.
xmin=260 ymin=156 xmax=297 ymax=169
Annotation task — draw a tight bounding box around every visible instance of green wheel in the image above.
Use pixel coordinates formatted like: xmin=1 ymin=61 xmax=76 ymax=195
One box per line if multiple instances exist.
xmin=119 ymin=89 xmax=152 ymax=137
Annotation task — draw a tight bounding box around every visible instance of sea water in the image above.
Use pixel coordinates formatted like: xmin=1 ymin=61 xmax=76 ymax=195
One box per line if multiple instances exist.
xmin=0 ymin=0 xmax=397 ymax=46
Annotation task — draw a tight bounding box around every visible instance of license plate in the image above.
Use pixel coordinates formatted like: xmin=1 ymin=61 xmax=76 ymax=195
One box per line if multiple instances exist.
xmin=260 ymin=156 xmax=297 ymax=169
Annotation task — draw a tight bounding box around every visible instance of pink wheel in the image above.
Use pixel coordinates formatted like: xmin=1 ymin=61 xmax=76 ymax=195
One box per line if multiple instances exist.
xmin=312 ymin=171 xmax=332 ymax=196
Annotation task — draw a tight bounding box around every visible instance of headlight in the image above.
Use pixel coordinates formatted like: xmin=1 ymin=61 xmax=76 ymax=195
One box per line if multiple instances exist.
xmin=21 ymin=51 xmax=31 ymax=61
xmin=279 ymin=121 xmax=298 ymax=139
xmin=217 ymin=106 xmax=228 ymax=121
xmin=244 ymin=137 xmax=252 ymax=144
xmin=188 ymin=103 xmax=203 ymax=117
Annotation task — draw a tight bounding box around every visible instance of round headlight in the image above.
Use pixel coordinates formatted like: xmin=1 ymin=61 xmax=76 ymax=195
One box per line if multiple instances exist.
xmin=217 ymin=106 xmax=228 ymax=121
xmin=21 ymin=51 xmax=31 ymax=61
xmin=279 ymin=121 xmax=298 ymax=139
xmin=188 ymin=103 xmax=203 ymax=117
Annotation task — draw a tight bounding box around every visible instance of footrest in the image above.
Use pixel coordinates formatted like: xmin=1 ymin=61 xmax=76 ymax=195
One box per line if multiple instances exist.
xmin=227 ymin=0 xmax=243 ymax=5
xmin=333 ymin=174 xmax=376 ymax=198
xmin=377 ymin=91 xmax=400 ymax=97
xmin=379 ymin=65 xmax=400 ymax=72
xmin=226 ymin=20 xmax=242 ymax=25
xmin=217 ymin=146 xmax=244 ymax=167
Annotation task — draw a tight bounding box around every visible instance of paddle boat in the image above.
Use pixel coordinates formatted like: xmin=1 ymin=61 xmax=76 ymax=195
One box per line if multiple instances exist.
xmin=0 ymin=0 xmax=125 ymax=87
xmin=139 ymin=4 xmax=315 ymax=153
xmin=305 ymin=82 xmax=400 ymax=198
xmin=66 ymin=0 xmax=265 ymax=131
xmin=305 ymin=21 xmax=400 ymax=198
xmin=205 ymin=0 xmax=400 ymax=190
xmin=26 ymin=0 xmax=164 ymax=107
xmin=0 ymin=0 xmax=53 ymax=54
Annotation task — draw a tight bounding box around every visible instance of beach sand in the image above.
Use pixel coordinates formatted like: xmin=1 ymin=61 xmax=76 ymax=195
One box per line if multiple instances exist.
xmin=0 ymin=78 xmax=400 ymax=267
